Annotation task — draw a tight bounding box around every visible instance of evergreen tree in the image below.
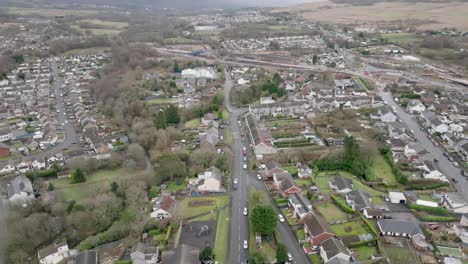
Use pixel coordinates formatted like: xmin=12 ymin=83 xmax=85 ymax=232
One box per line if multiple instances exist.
xmin=70 ymin=168 xmax=86 ymax=184
xmin=155 ymin=110 xmax=167 ymax=129
xmin=166 ymin=105 xmax=180 ymax=125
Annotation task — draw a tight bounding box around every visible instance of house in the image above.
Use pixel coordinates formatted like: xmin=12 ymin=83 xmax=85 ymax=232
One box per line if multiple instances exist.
xmin=288 ymin=192 xmax=312 ymax=219
xmin=151 ymin=195 xmax=177 ymax=220
xmin=378 ymin=107 xmax=397 ymax=123
xmin=7 ymin=176 xmax=34 ymax=203
xmin=455 ymin=141 xmax=468 ymax=161
xmin=329 ymin=175 xmax=353 ymax=194
xmin=0 ymin=127 xmax=13 ymax=142
xmin=388 ymin=138 xmax=407 ymax=153
xmin=297 ymin=163 xmax=312 ymax=179
xmin=245 ymin=114 xmax=277 ymax=158
xmin=388 ymin=191 xmax=406 ymax=204
xmin=279 ymin=178 xmax=301 ymax=197
xmin=265 ymin=160 xmax=284 ymax=177
xmin=299 ymin=212 xmax=334 ymax=246
xmin=404 ymin=143 xmax=431 ymax=162
xmin=197 ymin=166 xmax=223 ymax=192
xmin=38 ymin=241 xmax=70 ymax=264
xmin=273 ymin=171 xmax=292 ymax=189
xmin=345 ymin=190 xmax=371 ymax=211
xmin=442 ymin=192 xmax=468 ymax=214
xmin=260 ymin=96 xmax=275 ymax=104
xmin=406 ymin=99 xmax=426 ymax=114
xmin=201 ymin=113 xmax=215 ymax=126
xmin=377 ymin=219 xmax=424 ymax=238
xmin=131 ymin=243 xmax=159 ymax=264
xmin=319 ymin=237 xmax=352 ymax=264
xmin=161 ymin=244 xmax=199 ymax=264
xmin=72 ymin=250 xmax=98 ymax=264
xmin=429 ymin=117 xmax=449 ymax=134
xmin=363 ymin=208 xmax=383 ymax=219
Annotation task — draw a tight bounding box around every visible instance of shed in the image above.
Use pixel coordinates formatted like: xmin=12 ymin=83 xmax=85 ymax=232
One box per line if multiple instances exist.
xmin=388 ymin=191 xmax=406 ymax=204
xmin=416 ymin=199 xmax=438 ymax=208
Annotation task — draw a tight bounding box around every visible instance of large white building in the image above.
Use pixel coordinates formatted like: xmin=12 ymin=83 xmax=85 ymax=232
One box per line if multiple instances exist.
xmin=181 ymin=67 xmax=217 ymax=80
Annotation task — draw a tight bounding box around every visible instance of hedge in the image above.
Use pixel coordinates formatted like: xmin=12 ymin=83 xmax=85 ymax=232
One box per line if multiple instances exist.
xmin=380 ymin=149 xmax=408 ymax=185
xmin=148 ymin=229 xmax=161 ymax=236
xmin=114 ymin=261 xmax=132 ymax=264
xmin=407 ymin=204 xmax=449 ymax=216
xmin=407 ymin=181 xmax=449 ymax=190
xmin=331 ymin=195 xmax=354 ymax=214
xmin=349 ymin=238 xmax=377 ymax=248
xmin=360 ymin=215 xmax=379 ymax=237
xmin=419 ymin=215 xmax=457 ymax=222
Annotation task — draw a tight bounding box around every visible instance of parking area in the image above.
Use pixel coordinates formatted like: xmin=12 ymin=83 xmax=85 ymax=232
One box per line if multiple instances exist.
xmin=180 ymin=220 xmax=217 ymax=249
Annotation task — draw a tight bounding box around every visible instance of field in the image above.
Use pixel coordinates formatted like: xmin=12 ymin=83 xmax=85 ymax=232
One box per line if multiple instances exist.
xmin=384 ymin=244 xmax=417 ymax=264
xmin=330 ymin=219 xmax=369 ymax=236
xmin=176 ymin=196 xmax=229 ymax=219
xmin=369 ymin=155 xmax=398 ymax=185
xmin=63 ymin=47 xmax=110 ymax=56
xmin=71 ymin=19 xmax=128 ymax=35
xmin=185 ymin=118 xmax=201 ymax=128
xmin=51 ymin=168 xmax=140 ymax=200
xmin=79 ymin=19 xmax=128 ymax=29
xmin=315 ymin=171 xmax=384 ymax=196
xmin=353 ymin=246 xmax=377 ymax=261
xmin=315 ymin=203 xmax=350 ymax=222
xmin=144 ymin=98 xmax=171 ymax=105
xmin=278 ymin=1 xmax=468 ymax=30
xmin=7 ymin=7 xmax=98 ymax=17
xmin=214 ymin=206 xmax=229 ymax=262
xmin=438 ymin=246 xmax=464 ymax=258
xmin=382 ymin=33 xmax=422 ymax=44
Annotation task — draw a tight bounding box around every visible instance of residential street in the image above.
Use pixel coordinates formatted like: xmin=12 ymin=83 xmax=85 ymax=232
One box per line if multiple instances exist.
xmin=377 ymin=85 xmax=468 ymax=198
xmin=224 ymin=73 xmax=310 ymax=264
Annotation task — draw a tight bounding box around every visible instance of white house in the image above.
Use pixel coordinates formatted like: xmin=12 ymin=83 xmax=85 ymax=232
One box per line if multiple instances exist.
xmin=329 ymin=175 xmax=353 ymax=194
xmin=429 ymin=117 xmax=449 ymax=134
xmin=196 ymin=166 xmax=223 ymax=192
xmin=150 ymin=195 xmax=177 ymax=220
xmin=378 ymin=107 xmax=397 ymax=123
xmin=442 ymin=193 xmax=468 ymax=214
xmin=38 ymin=241 xmax=70 ymax=264
xmin=32 ymin=159 xmax=46 ymax=170
xmin=131 ymin=243 xmax=158 ymax=264
xmin=0 ymin=127 xmax=13 ymax=142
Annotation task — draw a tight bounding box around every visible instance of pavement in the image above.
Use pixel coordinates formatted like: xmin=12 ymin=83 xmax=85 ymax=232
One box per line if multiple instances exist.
xmin=224 ymin=73 xmax=310 ymax=264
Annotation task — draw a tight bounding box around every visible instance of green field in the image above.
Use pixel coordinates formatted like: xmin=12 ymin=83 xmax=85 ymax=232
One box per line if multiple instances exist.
xmin=382 ymin=33 xmax=422 ymax=44
xmin=369 ymin=155 xmax=398 ymax=185
xmin=63 ymin=47 xmax=110 ymax=56
xmin=419 ymin=194 xmax=438 ymax=202
xmin=353 ymin=246 xmax=377 ymax=261
xmin=79 ymin=19 xmax=128 ymax=29
xmin=166 ymin=181 xmax=186 ymax=192
xmin=185 ymin=118 xmax=201 ymax=128
xmin=280 ymin=208 xmax=298 ymax=225
xmin=144 ymin=98 xmax=171 ymax=105
xmin=176 ymin=196 xmax=229 ymax=219
xmin=51 ymin=168 xmax=139 ymax=200
xmin=385 ymin=245 xmax=417 ymax=263
xmin=316 ymin=203 xmax=350 ymax=222
xmin=330 ymin=219 xmax=369 ymax=236
xmin=7 ymin=7 xmax=98 ymax=17
xmin=438 ymin=246 xmax=464 ymax=258
xmin=214 ymin=206 xmax=229 ymax=262
xmin=269 ymin=25 xmax=290 ymax=30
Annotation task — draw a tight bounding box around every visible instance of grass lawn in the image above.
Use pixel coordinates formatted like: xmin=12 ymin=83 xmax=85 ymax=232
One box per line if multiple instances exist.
xmin=296 ymin=178 xmax=313 ymax=187
xmin=385 ymin=246 xmax=417 ymax=264
xmin=419 ymin=194 xmax=438 ymax=202
xmin=369 ymin=155 xmax=398 ymax=185
xmin=353 ymin=246 xmax=377 ymax=261
xmin=371 ymin=196 xmax=385 ymax=205
xmin=330 ymin=219 xmax=369 ymax=236
xmin=438 ymin=246 xmax=464 ymax=258
xmin=79 ymin=19 xmax=128 ymax=29
xmin=214 ymin=206 xmax=229 ymax=263
xmin=226 ymin=128 xmax=233 ymax=145
xmin=51 ymin=168 xmax=138 ymax=201
xmin=7 ymin=7 xmax=98 ymax=16
xmin=315 ymin=171 xmax=384 ymax=196
xmin=176 ymin=196 xmax=229 ymax=219
xmin=309 ymin=254 xmax=321 ymax=264
xmin=354 ymin=78 xmax=369 ymax=91
xmin=284 ymin=166 xmax=298 ymax=176
xmin=165 ymin=181 xmax=186 ymax=192
xmin=187 ymin=212 xmax=217 ymax=223
xmin=185 ymin=118 xmax=201 ymax=128
xmin=382 ymin=33 xmax=422 ymax=44
xmin=315 ymin=203 xmax=350 ymax=222
xmin=144 ymin=98 xmax=170 ymax=105
xmin=249 ymin=229 xmax=277 ymax=262
xmin=274 ymin=196 xmax=288 ymax=207
xmin=296 ymin=229 xmax=305 ymax=240
xmin=280 ymin=208 xmax=298 ymax=225
xmin=222 ymin=110 xmax=230 ymax=120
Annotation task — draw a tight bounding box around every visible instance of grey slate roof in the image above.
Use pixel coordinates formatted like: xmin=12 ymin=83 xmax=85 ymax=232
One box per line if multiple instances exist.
xmin=332 ymin=175 xmax=353 ymax=191
xmin=346 ymin=190 xmax=371 ymax=211
xmin=377 ymin=219 xmax=424 ymax=238
xmin=321 ymin=237 xmax=350 ymax=260
xmin=74 ymin=250 xmax=98 ymax=264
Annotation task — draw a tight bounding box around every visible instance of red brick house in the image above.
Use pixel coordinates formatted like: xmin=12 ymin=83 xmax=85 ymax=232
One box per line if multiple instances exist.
xmin=264 ymin=160 xmax=284 ymax=179
xmin=280 ymin=178 xmax=301 ymax=197
xmin=299 ymin=212 xmax=335 ymax=246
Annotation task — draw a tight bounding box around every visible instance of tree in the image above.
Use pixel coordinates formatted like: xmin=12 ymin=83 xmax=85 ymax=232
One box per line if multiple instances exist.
xmin=249 ymin=251 xmax=267 ymax=264
xmin=276 ymin=243 xmax=288 ymax=264
xmin=110 ymin=181 xmax=119 ymax=195
xmin=173 ymin=62 xmax=180 ymax=73
xmin=272 ymin=73 xmax=282 ymax=85
xmin=127 ymin=143 xmax=146 ymax=163
xmin=250 ymin=206 xmax=277 ymax=235
xmin=166 ymin=105 xmax=180 ymax=125
xmin=155 ymin=110 xmax=167 ymax=129
xmin=17 ymin=72 xmax=25 ymax=80
xmin=312 ymin=54 xmax=318 ymax=64
xmin=269 ymin=41 xmax=280 ymax=50
xmin=70 ymin=168 xmax=86 ymax=184
xmin=48 ymin=183 xmax=54 ymax=191
xmin=199 ymin=246 xmax=213 ymax=261
xmin=217 ymin=110 xmax=223 ymax=120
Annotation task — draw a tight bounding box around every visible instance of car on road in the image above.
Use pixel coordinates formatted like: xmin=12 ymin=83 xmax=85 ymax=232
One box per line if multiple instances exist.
xmin=243 ymin=240 xmax=248 ymax=249
xmin=56 ymin=109 xmax=60 ymax=113
xmin=448 ymin=156 xmax=454 ymax=162
xmin=452 ymin=178 xmax=458 ymax=183
xmin=243 ymin=207 xmax=248 ymax=216
xmin=443 ymin=152 xmax=449 ymax=157
xmin=243 ymin=156 xmax=247 ymax=162
xmin=233 ymin=178 xmax=238 ymax=184
xmin=243 ymin=164 xmax=247 ymax=170
xmin=257 ymin=174 xmax=262 ymax=180
xmin=453 ymin=162 xmax=460 ymax=167
xmin=462 ymin=170 xmax=467 ymax=177
xmin=433 ymin=141 xmax=439 ymax=147
xmin=0 ymin=165 xmax=15 ymax=175
xmin=278 ymin=214 xmax=285 ymax=223
xmin=288 ymin=253 xmax=293 ymax=262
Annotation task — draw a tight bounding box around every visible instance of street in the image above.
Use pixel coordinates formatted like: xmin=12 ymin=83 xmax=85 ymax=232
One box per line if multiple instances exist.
xmin=224 ymin=73 xmax=310 ymax=264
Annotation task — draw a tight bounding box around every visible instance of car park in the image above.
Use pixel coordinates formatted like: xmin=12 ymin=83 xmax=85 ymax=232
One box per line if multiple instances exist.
xmin=278 ymin=214 xmax=285 ymax=223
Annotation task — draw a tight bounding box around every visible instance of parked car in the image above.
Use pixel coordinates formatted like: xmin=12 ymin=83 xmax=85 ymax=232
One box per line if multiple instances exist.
xmin=243 ymin=240 xmax=248 ymax=249
xmin=243 ymin=207 xmax=248 ymax=216
xmin=257 ymin=174 xmax=262 ymax=180
xmin=453 ymin=162 xmax=460 ymax=167
xmin=462 ymin=170 xmax=467 ymax=177
xmin=288 ymin=253 xmax=293 ymax=262
xmin=451 ymin=178 xmax=458 ymax=183
xmin=278 ymin=214 xmax=285 ymax=223
xmin=443 ymin=152 xmax=449 ymax=157
xmin=233 ymin=178 xmax=238 ymax=184
xmin=243 ymin=164 xmax=247 ymax=170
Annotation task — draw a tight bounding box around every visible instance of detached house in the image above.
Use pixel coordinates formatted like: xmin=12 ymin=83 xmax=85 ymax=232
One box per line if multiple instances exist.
xmin=299 ymin=212 xmax=334 ymax=246
xmin=131 ymin=243 xmax=159 ymax=264
xmin=151 ymin=195 xmax=177 ymax=220
xmin=377 ymin=219 xmax=424 ymax=239
xmin=442 ymin=192 xmax=468 ymax=214
xmin=196 ymin=166 xmax=224 ymax=192
xmin=288 ymin=192 xmax=312 ymax=219
xmin=279 ymin=178 xmax=301 ymax=197
xmin=329 ymin=175 xmax=353 ymax=194
xmin=378 ymin=107 xmax=397 ymax=123
xmin=319 ymin=237 xmax=352 ymax=264
xmin=265 ymin=160 xmax=284 ymax=177
xmin=406 ymin=99 xmax=426 ymax=114
xmin=345 ymin=190 xmax=372 ymax=211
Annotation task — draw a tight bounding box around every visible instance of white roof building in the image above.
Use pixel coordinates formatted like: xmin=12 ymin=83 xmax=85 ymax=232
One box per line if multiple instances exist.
xmin=388 ymin=191 xmax=406 ymax=204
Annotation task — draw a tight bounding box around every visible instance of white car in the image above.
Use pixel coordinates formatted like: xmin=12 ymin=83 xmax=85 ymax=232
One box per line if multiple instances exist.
xmin=243 ymin=207 xmax=248 ymax=216
xmin=0 ymin=165 xmax=15 ymax=175
xmin=243 ymin=240 xmax=248 ymax=249
xmin=278 ymin=214 xmax=285 ymax=223
xmin=257 ymin=174 xmax=262 ymax=180
xmin=288 ymin=253 xmax=293 ymax=261
xmin=243 ymin=164 xmax=247 ymax=170
xmin=56 ymin=109 xmax=60 ymax=113
xmin=65 ymin=120 xmax=68 ymax=124
xmin=453 ymin=162 xmax=460 ymax=167
xmin=233 ymin=178 xmax=238 ymax=184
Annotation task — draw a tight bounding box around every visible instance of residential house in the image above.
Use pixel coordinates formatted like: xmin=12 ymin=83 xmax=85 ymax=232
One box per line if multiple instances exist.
xmin=377 ymin=219 xmax=424 ymax=239
xmin=442 ymin=192 xmax=468 ymax=214
xmin=329 ymin=175 xmax=353 ymax=194
xmin=7 ymin=176 xmax=34 ymax=203
xmin=71 ymin=250 xmax=98 ymax=264
xmin=388 ymin=138 xmax=407 ymax=153
xmin=196 ymin=166 xmax=224 ymax=192
xmin=265 ymin=160 xmax=284 ymax=177
xmin=345 ymin=190 xmax=372 ymax=211
xmin=245 ymin=114 xmax=277 ymax=158
xmin=288 ymin=192 xmax=312 ymax=219
xmin=297 ymin=163 xmax=312 ymax=179
xmin=363 ymin=208 xmax=383 ymax=219
xmin=161 ymin=244 xmax=199 ymax=264
xmin=201 ymin=113 xmax=215 ymax=126
xmin=429 ymin=117 xmax=449 ymax=135
xmin=299 ymin=212 xmax=335 ymax=246
xmin=131 ymin=243 xmax=159 ymax=264
xmin=455 ymin=141 xmax=468 ymax=161
xmin=38 ymin=241 xmax=70 ymax=264
xmin=279 ymin=178 xmax=301 ymax=197
xmin=151 ymin=195 xmax=177 ymax=220
xmin=273 ymin=171 xmax=292 ymax=189
xmin=378 ymin=107 xmax=397 ymax=123
xmin=404 ymin=143 xmax=431 ymax=162
xmin=406 ymin=99 xmax=426 ymax=114
xmin=0 ymin=127 xmax=13 ymax=142
xmin=319 ymin=237 xmax=352 ymax=264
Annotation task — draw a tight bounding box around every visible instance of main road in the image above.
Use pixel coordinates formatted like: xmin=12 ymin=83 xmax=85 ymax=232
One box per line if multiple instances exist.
xmin=224 ymin=72 xmax=310 ymax=263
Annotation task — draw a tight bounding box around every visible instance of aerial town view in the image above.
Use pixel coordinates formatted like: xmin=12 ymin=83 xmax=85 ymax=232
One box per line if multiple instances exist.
xmin=0 ymin=0 xmax=467 ymax=263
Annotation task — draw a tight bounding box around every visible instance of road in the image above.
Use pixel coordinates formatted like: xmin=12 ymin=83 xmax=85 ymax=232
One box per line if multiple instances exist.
xmin=224 ymin=72 xmax=310 ymax=264
xmin=377 ymin=85 xmax=468 ymax=199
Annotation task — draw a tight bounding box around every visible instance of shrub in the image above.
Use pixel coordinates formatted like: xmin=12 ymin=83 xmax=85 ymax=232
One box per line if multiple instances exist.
xmin=148 ymin=229 xmax=161 ymax=236
xmin=349 ymin=239 xmax=377 ymax=248
xmin=331 ymin=195 xmax=354 ymax=214
xmin=419 ymin=215 xmax=457 ymax=222
xmin=407 ymin=204 xmax=449 ymax=216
